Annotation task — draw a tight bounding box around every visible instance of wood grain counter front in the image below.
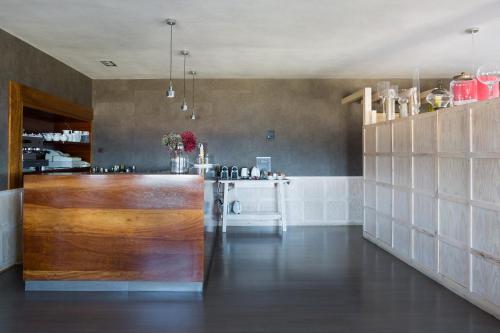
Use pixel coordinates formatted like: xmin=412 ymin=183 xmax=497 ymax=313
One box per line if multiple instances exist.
xmin=23 ymin=174 xmax=204 ymax=289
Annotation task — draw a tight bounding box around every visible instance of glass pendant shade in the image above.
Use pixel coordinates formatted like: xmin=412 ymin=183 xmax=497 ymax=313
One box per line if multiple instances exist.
xmin=181 ymin=100 xmax=188 ymax=112
xmin=167 ymin=83 xmax=175 ymax=98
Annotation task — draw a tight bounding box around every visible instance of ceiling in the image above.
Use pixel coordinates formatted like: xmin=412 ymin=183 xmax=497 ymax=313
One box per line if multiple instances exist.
xmin=1 ymin=0 xmax=500 ymax=79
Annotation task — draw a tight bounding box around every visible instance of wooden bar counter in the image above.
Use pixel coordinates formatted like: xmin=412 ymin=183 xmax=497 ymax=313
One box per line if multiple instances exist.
xmin=23 ymin=174 xmax=205 ymax=291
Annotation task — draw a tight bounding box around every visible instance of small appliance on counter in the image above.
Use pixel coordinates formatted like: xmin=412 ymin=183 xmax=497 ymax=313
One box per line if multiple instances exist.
xmin=240 ymin=167 xmax=249 ymax=179
xmin=220 ymin=166 xmax=229 ymax=180
xmin=231 ymin=200 xmax=242 ymax=215
xmin=230 ymin=166 xmax=239 ymax=180
xmin=250 ymin=166 xmax=260 ymax=179
xmin=45 ymin=149 xmax=90 ymax=168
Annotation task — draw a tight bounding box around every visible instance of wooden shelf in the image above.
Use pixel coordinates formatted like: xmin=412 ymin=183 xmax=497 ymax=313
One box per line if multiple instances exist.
xmin=23 ymin=167 xmax=90 ymax=175
xmin=43 ymin=141 xmax=89 ymax=146
xmin=226 ymin=213 xmax=282 ymax=220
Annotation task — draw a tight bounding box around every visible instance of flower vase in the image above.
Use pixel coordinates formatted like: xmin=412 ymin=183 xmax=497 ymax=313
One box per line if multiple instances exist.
xmin=170 ymin=149 xmax=188 ymax=174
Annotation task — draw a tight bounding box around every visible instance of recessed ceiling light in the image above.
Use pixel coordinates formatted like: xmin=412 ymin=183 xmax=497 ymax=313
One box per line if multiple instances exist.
xmin=99 ymin=60 xmax=117 ymax=67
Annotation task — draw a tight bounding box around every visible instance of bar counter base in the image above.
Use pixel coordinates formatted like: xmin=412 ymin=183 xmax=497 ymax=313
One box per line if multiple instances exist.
xmin=25 ymin=281 xmax=203 ymax=292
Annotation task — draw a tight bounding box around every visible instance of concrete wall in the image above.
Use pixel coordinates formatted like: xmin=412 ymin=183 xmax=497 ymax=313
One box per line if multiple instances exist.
xmin=92 ymin=79 xmax=443 ymax=176
xmin=0 ymin=29 xmax=92 ymax=190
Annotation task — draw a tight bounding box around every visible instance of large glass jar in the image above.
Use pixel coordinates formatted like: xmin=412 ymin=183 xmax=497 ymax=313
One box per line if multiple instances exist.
xmin=170 ymin=143 xmax=188 ymax=174
xmin=426 ymin=81 xmax=452 ymax=110
xmin=450 ymin=72 xmax=477 ymax=105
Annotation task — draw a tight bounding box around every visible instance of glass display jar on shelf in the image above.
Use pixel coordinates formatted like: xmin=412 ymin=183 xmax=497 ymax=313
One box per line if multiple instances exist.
xmin=426 ymin=81 xmax=452 ymax=111
xmin=450 ymin=72 xmax=477 ymax=105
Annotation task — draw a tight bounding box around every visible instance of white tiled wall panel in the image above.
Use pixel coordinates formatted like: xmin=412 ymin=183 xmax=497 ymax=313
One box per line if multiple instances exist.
xmin=0 ymin=189 xmax=22 ymax=272
xmin=413 ymin=230 xmax=436 ymax=272
xmin=413 ymin=115 xmax=436 ymax=154
xmin=472 ymin=255 xmax=500 ymax=307
xmin=439 ymin=157 xmax=468 ymax=198
xmin=376 ymin=156 xmax=392 ymax=184
xmin=439 ymin=241 xmax=469 ymax=287
xmin=472 ymin=158 xmax=500 ymax=204
xmin=364 ymin=207 xmax=376 ymax=236
xmin=413 ymin=155 xmax=435 ymax=193
xmin=376 ymin=214 xmax=392 ymax=246
xmin=393 ymin=156 xmax=411 ymax=188
xmin=364 ymin=126 xmax=376 ymax=154
xmin=364 ymin=181 xmax=376 ymax=209
xmin=472 ymin=101 xmax=500 ymax=153
xmin=472 ymin=207 xmax=500 ymax=260
xmin=376 ymin=185 xmax=392 ymax=216
xmin=438 ymin=107 xmax=468 ymax=153
xmin=413 ymin=193 xmax=436 ymax=233
xmin=393 ymin=189 xmax=411 ymax=223
xmin=393 ymin=222 xmax=411 ymax=257
xmin=439 ymin=199 xmax=468 ymax=245
xmin=363 ymin=101 xmax=500 ymax=318
xmin=219 ymin=177 xmax=363 ymax=227
xmin=285 ymin=177 xmax=363 ymax=225
xmin=376 ymin=123 xmax=392 ymax=153
xmin=393 ymin=120 xmax=412 ymax=153
xmin=364 ymin=156 xmax=376 ymax=180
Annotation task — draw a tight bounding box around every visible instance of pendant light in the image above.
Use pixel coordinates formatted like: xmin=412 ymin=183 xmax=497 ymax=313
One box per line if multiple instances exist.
xmin=189 ymin=70 xmax=197 ymax=120
xmin=165 ymin=18 xmax=176 ymax=98
xmin=180 ymin=50 xmax=189 ymax=111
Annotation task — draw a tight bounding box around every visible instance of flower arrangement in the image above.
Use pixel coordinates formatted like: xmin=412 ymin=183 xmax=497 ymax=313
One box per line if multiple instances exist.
xmin=162 ymin=131 xmax=197 ymax=152
xmin=161 ymin=132 xmax=182 ymax=151
xmin=181 ymin=131 xmax=197 ymax=153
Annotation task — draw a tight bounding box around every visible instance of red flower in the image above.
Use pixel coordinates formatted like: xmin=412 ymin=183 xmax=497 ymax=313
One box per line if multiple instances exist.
xmin=181 ymin=131 xmax=197 ymax=153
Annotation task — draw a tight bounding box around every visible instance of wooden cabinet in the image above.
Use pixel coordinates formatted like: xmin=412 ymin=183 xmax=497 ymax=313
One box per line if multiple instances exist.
xmin=363 ymin=99 xmax=500 ymax=319
xmin=8 ymin=81 xmax=93 ymax=189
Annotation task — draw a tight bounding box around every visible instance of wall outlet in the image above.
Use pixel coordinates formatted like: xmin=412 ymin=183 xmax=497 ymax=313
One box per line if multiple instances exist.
xmin=266 ymin=129 xmax=275 ymax=141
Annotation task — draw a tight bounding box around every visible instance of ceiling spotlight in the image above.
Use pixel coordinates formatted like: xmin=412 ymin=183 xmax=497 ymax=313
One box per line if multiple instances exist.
xmin=100 ymin=60 xmax=117 ymax=67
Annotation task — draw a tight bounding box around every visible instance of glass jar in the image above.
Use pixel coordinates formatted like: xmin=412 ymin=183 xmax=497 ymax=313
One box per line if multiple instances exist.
xmin=398 ymin=90 xmax=409 ymax=118
xmin=426 ymin=81 xmax=452 ymax=110
xmin=450 ymin=72 xmax=477 ymax=105
xmin=170 ymin=143 xmax=188 ymax=174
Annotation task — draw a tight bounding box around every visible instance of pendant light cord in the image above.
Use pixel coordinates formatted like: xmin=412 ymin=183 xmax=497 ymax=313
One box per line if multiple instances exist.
xmin=183 ymin=54 xmax=187 ymax=100
xmin=471 ymin=30 xmax=476 ymax=75
xmin=169 ymin=24 xmax=173 ymax=86
xmin=192 ymin=72 xmax=196 ymax=117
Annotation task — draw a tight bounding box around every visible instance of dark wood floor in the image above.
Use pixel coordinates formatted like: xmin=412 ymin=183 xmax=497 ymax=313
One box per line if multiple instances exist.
xmin=0 ymin=226 xmax=499 ymax=332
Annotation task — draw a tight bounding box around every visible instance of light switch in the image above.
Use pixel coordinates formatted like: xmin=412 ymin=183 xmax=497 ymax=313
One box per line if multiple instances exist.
xmin=266 ymin=129 xmax=275 ymax=141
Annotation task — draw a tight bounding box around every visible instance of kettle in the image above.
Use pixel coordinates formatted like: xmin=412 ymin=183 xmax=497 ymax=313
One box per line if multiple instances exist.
xmin=232 ymin=200 xmax=242 ymax=214
xmin=250 ymin=166 xmax=260 ymax=179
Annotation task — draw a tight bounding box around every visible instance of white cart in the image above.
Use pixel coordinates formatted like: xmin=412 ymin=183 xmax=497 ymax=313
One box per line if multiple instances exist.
xmin=218 ymin=179 xmax=290 ymax=232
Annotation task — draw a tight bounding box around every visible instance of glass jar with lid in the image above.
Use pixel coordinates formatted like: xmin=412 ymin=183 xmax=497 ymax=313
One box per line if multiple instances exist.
xmin=450 ymin=72 xmax=477 ymax=105
xmin=426 ymin=81 xmax=453 ymax=110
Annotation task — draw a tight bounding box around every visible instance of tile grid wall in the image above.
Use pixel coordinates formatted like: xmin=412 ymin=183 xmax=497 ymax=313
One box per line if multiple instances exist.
xmin=363 ymin=99 xmax=500 ymax=319
xmin=204 ymin=177 xmax=363 ymax=228
xmin=0 ymin=189 xmax=22 ymax=272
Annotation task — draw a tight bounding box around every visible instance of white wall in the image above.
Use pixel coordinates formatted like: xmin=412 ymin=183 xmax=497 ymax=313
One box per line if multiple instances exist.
xmin=205 ymin=176 xmax=363 ymax=228
xmin=363 ymin=99 xmax=500 ymax=319
xmin=0 ymin=189 xmax=22 ymax=272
